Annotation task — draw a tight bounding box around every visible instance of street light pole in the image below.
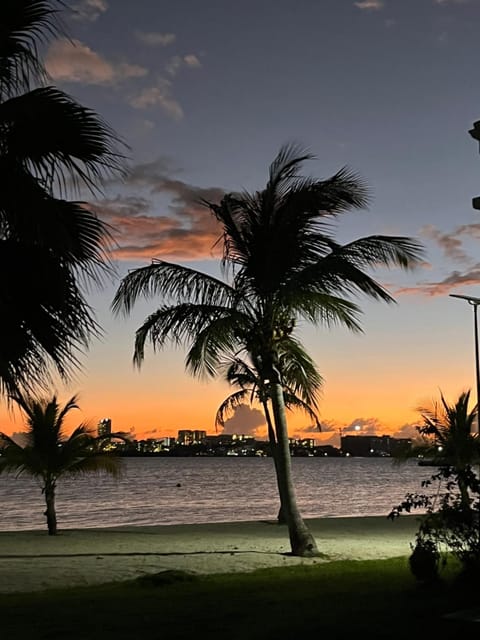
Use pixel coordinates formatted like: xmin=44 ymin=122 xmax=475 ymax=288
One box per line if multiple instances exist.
xmin=450 ymin=293 xmax=480 ymax=436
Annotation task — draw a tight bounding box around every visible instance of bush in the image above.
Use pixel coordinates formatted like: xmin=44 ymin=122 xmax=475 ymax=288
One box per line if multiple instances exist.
xmin=409 ymin=536 xmax=440 ymax=583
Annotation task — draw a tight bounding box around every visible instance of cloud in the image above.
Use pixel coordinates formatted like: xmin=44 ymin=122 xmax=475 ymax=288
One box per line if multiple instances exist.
xmin=420 ymin=223 xmax=479 ymax=265
xmin=166 ymin=54 xmax=202 ymax=77
xmin=354 ymin=0 xmax=384 ymax=9
xmin=393 ymin=222 xmax=480 ymax=297
xmin=342 ymin=417 xmax=383 ymax=435
xmin=92 ymin=161 xmax=226 ymax=261
xmin=129 ymin=80 xmax=183 ymax=120
xmin=392 ymin=423 xmax=420 ymax=439
xmin=396 ymin=265 xmax=480 ymax=297
xmin=129 ymin=50 xmax=202 ymax=118
xmin=70 ymin=0 xmax=108 ymax=21
xmin=46 ymin=39 xmax=147 ymax=85
xmin=221 ymin=404 xmax=266 ymax=436
xmin=135 ymin=31 xmax=176 ymax=47
xmin=434 ymin=0 xmax=470 ymax=4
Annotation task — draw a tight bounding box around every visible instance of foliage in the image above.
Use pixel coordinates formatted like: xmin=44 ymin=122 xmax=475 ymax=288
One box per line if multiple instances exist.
xmin=214 ymin=354 xmax=322 ymax=432
xmin=0 ymin=392 xmax=123 ymax=534
xmin=408 ymin=533 xmax=442 ymax=583
xmin=390 ymin=390 xmax=480 ymax=578
xmin=0 ymin=0 xmax=127 ymax=396
xmin=113 ymin=143 xmax=424 ymax=556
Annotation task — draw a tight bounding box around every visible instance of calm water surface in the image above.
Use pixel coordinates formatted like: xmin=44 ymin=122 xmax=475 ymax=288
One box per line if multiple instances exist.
xmin=0 ymin=457 xmax=429 ymax=531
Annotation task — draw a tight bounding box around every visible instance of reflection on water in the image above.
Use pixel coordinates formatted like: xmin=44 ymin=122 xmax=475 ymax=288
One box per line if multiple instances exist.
xmin=0 ymin=457 xmax=428 ymax=531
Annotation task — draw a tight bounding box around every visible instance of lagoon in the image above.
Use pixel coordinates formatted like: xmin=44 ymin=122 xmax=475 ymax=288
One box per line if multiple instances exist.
xmin=0 ymin=456 xmax=429 ymax=532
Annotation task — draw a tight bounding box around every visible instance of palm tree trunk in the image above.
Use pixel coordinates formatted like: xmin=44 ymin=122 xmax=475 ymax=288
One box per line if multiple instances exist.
xmin=269 ymin=379 xmax=319 ymax=557
xmin=262 ymin=400 xmax=287 ymax=524
xmin=44 ymin=478 xmax=57 ymax=536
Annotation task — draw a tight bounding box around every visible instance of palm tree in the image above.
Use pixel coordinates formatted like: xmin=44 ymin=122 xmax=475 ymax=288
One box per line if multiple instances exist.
xmin=215 ymin=354 xmax=322 ymax=523
xmin=112 ymin=144 xmax=424 ymax=556
xmin=409 ymin=390 xmax=480 ymax=506
xmin=0 ymin=1 xmax=126 ymax=396
xmin=0 ymin=393 xmax=123 ymax=535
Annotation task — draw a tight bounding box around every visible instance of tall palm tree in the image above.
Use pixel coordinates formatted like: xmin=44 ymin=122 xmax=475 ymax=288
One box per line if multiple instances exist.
xmin=0 ymin=393 xmax=123 ymax=535
xmin=0 ymin=1 xmax=126 ymax=396
xmin=112 ymin=144 xmax=424 ymax=556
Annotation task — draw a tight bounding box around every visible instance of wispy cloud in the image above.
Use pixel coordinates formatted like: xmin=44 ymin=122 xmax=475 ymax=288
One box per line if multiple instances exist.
xmin=165 ymin=54 xmax=202 ymax=77
xmin=392 ymin=222 xmax=480 ymax=296
xmin=434 ymin=0 xmax=470 ymax=4
xmin=129 ymin=53 xmax=202 ymax=119
xmin=92 ymin=160 xmax=225 ymax=261
xmin=134 ymin=31 xmax=176 ymax=47
xmin=420 ymin=224 xmax=474 ymax=265
xmin=70 ymin=0 xmax=108 ymax=22
xmin=128 ymin=80 xmax=184 ymax=120
xmin=396 ymin=265 xmax=480 ymax=297
xmin=45 ymin=38 xmax=147 ymax=84
xmin=354 ymin=0 xmax=384 ymax=10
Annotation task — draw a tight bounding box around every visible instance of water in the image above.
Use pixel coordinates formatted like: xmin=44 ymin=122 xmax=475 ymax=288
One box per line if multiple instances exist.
xmin=0 ymin=457 xmax=429 ymax=532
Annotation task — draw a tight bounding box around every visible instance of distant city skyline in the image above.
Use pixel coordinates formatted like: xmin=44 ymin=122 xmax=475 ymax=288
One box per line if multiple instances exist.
xmin=2 ymin=0 xmax=480 ymax=443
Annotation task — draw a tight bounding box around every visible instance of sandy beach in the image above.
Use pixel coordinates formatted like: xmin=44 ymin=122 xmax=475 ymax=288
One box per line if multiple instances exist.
xmin=0 ymin=515 xmax=421 ymax=594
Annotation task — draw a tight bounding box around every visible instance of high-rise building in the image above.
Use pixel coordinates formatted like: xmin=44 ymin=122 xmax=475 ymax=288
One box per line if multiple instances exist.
xmin=98 ymin=418 xmax=112 ymax=437
xmin=177 ymin=429 xmax=207 ymax=444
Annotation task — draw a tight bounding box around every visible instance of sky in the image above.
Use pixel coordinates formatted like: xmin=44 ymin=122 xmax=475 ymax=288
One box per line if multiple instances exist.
xmin=3 ymin=0 xmax=480 ymax=445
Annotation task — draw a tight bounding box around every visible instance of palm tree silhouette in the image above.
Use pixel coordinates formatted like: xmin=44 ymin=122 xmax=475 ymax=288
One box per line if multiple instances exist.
xmin=215 ymin=354 xmax=322 ymax=523
xmin=0 ymin=1 xmax=126 ymax=396
xmin=0 ymin=393 xmax=123 ymax=535
xmin=413 ymin=390 xmax=480 ymax=506
xmin=112 ymin=143 xmax=423 ymax=556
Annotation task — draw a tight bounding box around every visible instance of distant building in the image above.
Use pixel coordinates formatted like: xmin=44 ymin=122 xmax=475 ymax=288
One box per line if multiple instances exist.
xmin=177 ymin=430 xmax=207 ymax=445
xmin=98 ymin=418 xmax=112 ymax=437
xmin=340 ymin=434 xmax=412 ymax=457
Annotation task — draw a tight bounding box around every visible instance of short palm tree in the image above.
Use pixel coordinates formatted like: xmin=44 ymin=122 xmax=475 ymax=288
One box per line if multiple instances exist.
xmin=215 ymin=354 xmax=322 ymax=523
xmin=112 ymin=144 xmax=424 ymax=556
xmin=0 ymin=393 xmax=123 ymax=535
xmin=0 ymin=1 xmax=126 ymax=396
xmin=410 ymin=390 xmax=480 ymax=506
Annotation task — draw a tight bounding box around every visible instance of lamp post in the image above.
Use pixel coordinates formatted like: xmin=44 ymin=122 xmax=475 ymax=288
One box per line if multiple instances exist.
xmin=449 ymin=294 xmax=480 ymax=436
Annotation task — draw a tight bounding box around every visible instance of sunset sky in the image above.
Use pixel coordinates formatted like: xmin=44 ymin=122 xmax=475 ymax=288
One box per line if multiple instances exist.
xmin=3 ymin=0 xmax=480 ymax=445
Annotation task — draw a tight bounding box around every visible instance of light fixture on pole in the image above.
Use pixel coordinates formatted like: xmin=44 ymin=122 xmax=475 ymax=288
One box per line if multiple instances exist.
xmin=449 ymin=293 xmax=480 ymax=436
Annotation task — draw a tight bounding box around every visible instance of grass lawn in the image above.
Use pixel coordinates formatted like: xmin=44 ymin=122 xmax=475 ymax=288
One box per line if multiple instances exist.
xmin=1 ymin=556 xmax=479 ymax=639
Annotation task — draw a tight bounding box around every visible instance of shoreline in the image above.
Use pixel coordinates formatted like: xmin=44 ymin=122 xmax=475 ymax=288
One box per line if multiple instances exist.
xmin=0 ymin=515 xmax=421 ymax=594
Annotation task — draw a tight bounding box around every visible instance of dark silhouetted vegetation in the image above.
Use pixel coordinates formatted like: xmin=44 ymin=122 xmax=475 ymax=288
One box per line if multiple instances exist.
xmin=0 ymin=393 xmax=123 ymax=534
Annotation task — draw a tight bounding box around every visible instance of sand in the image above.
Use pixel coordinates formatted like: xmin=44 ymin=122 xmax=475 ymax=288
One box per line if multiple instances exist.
xmin=0 ymin=515 xmax=420 ymax=594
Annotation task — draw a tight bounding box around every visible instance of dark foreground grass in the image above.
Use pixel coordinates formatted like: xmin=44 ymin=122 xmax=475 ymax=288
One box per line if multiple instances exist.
xmin=1 ymin=557 xmax=479 ymax=640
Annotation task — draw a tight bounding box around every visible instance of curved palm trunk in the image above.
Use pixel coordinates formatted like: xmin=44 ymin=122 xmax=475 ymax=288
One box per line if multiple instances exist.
xmin=269 ymin=380 xmax=319 ymax=557
xmin=262 ymin=400 xmax=287 ymax=524
xmin=44 ymin=477 xmax=57 ymax=536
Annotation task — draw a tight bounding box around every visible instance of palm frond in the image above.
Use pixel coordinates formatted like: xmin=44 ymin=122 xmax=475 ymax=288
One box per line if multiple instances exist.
xmin=214 ymin=390 xmax=251 ymax=430
xmin=112 ymin=260 xmax=235 ymax=316
xmin=330 ymin=235 xmax=424 ymax=271
xmin=282 ymin=391 xmax=321 ymax=430
xmin=277 ymin=339 xmax=323 ymax=407
xmin=0 ymin=1 xmax=66 ymax=98
xmin=133 ymin=303 xmax=246 ymax=370
xmin=278 ymin=290 xmax=363 ymax=332
xmin=1 ymin=87 xmax=128 ymax=194
xmin=185 ymin=312 xmax=250 ymax=378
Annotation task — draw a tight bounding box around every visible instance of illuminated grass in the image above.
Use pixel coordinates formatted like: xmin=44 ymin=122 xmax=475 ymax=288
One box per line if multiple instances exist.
xmin=0 ymin=557 xmax=478 ymax=639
